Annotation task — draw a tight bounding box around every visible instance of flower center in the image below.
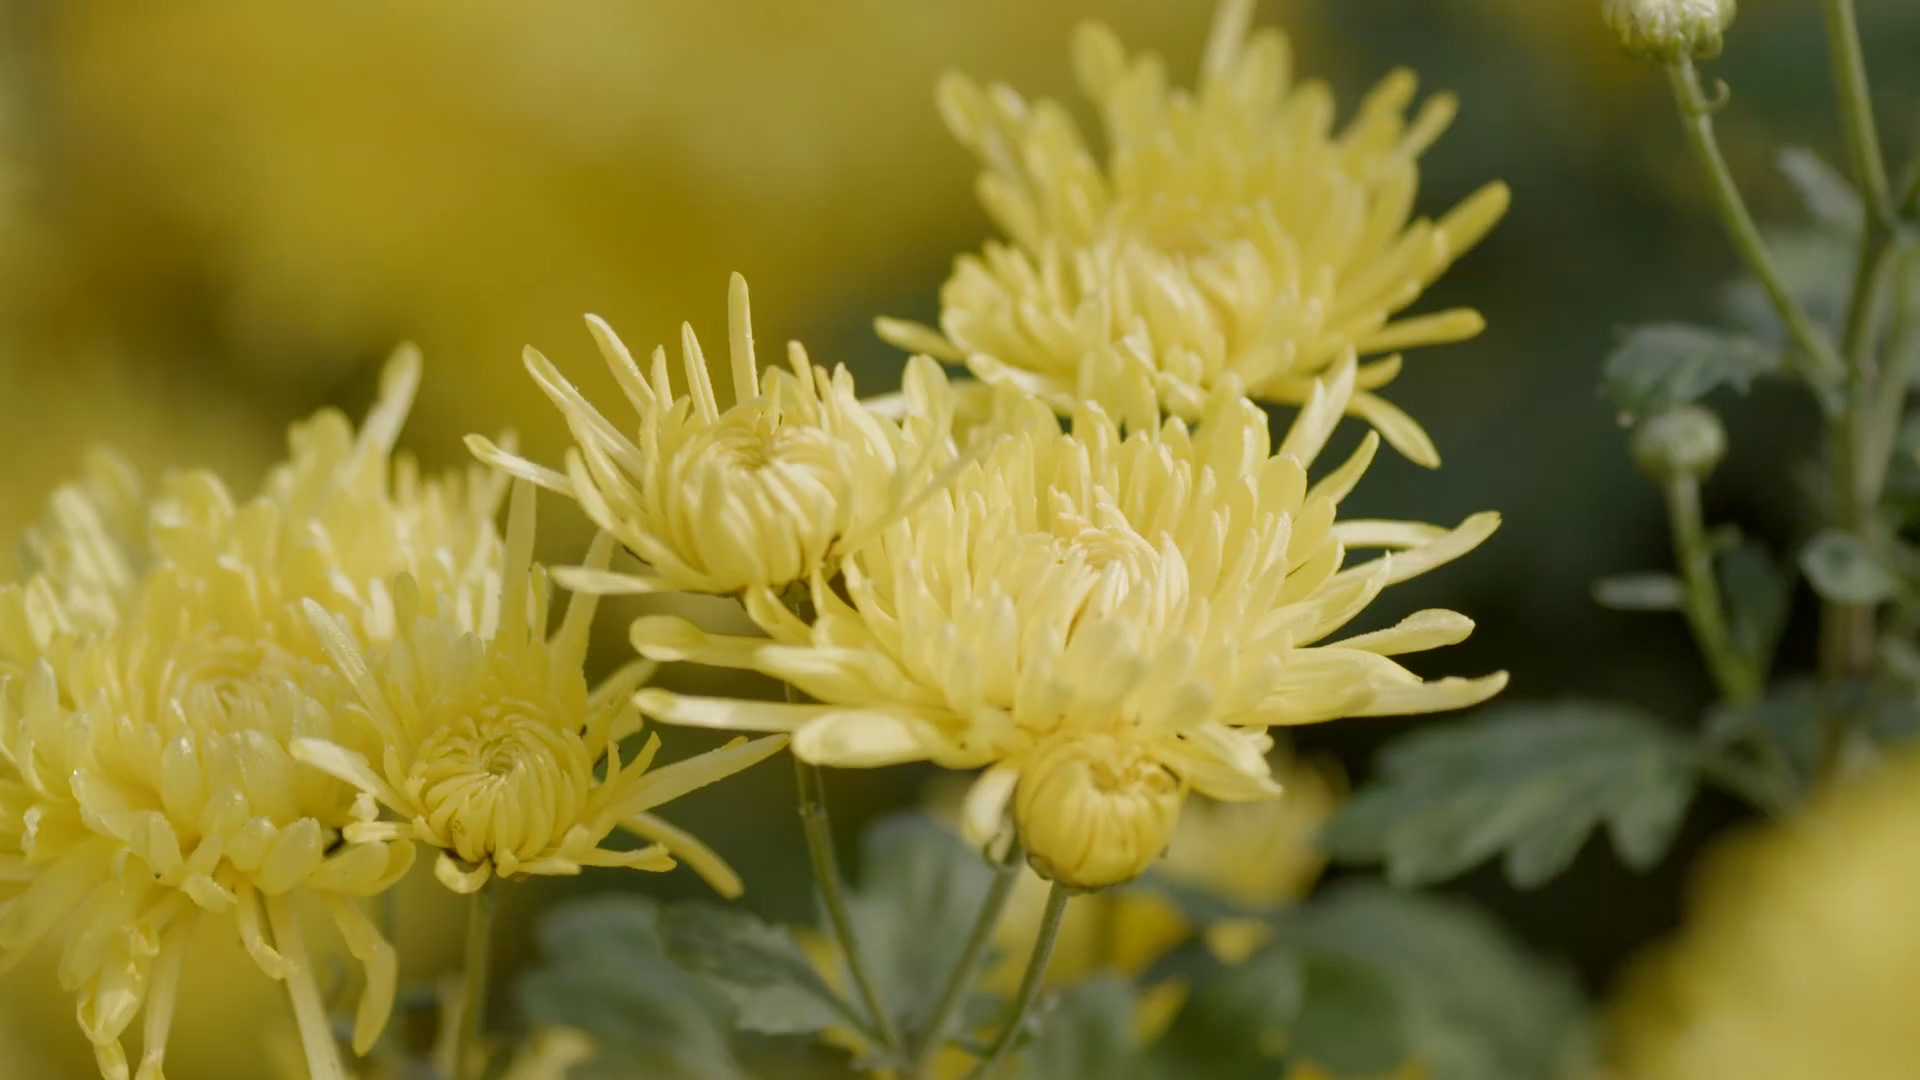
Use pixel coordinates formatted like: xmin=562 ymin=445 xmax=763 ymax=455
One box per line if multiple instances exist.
xmin=413 ymin=707 xmax=594 ymax=866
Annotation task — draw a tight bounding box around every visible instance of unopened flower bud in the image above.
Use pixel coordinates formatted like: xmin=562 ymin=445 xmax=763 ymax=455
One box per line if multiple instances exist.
xmin=1632 ymin=405 xmax=1727 ymax=481
xmin=1603 ymin=0 xmax=1736 ymax=61
xmin=1014 ymin=734 xmax=1182 ymax=890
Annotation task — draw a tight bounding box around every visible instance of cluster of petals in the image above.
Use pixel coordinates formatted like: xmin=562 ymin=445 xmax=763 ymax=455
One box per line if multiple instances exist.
xmin=294 ymin=479 xmax=786 ymax=899
xmin=475 ymin=272 xmax=954 ymax=597
xmin=633 ymin=354 xmax=1505 ymax=888
xmin=0 ymin=351 xmax=497 ymax=1079
xmin=879 ymin=0 xmax=1509 ymax=466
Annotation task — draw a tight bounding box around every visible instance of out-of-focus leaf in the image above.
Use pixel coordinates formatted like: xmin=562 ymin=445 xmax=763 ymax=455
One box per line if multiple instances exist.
xmin=1592 ymin=572 xmax=1685 ymax=612
xmin=1777 ymin=147 xmax=1862 ymax=234
xmin=1283 ymin=948 xmax=1409 ymax=1076
xmin=1719 ymin=539 xmax=1792 ymax=676
xmin=1321 ymin=702 xmax=1698 ymax=888
xmin=1723 ymin=228 xmax=1853 ymax=347
xmin=1150 ymin=939 xmax=1306 ymax=1080
xmin=1600 ymin=323 xmax=1779 ymax=421
xmin=1284 ymin=884 xmax=1591 ymax=1080
xmin=844 ymin=813 xmax=998 ymax=1039
xmin=518 ymin=896 xmax=750 ymax=1080
xmin=1708 ymin=679 xmax=1920 ymax=794
xmin=1012 ymin=977 xmax=1150 ymax=1080
xmin=656 ymin=901 xmax=864 ymax=1037
xmin=1800 ymin=529 xmax=1900 ymax=605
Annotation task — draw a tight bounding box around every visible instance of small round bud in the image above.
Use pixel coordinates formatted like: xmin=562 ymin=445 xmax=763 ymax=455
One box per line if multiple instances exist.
xmin=1603 ymin=0 xmax=1736 ymax=61
xmin=1632 ymin=405 xmax=1727 ymax=481
xmin=1014 ymin=734 xmax=1182 ymax=890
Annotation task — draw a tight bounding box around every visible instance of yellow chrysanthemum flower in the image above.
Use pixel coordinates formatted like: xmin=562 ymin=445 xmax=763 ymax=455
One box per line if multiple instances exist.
xmin=0 ymin=350 xmax=505 ymax=1080
xmin=1607 ymin=748 xmax=1920 ymax=1080
xmin=635 ymin=357 xmax=1504 ymax=890
xmin=879 ymin=0 xmax=1509 ymax=466
xmin=472 ymin=273 xmax=953 ymax=597
xmin=295 ymin=480 xmax=786 ymax=896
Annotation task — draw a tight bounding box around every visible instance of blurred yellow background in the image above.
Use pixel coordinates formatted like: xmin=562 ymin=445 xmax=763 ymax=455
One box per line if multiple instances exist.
xmin=2 ymin=0 xmax=1914 ymax=1075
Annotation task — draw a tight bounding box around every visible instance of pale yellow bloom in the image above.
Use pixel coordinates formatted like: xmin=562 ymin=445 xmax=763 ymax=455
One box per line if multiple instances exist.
xmin=296 ymin=480 xmax=786 ymax=896
xmin=1607 ymin=748 xmax=1920 ymax=1080
xmin=880 ymin=0 xmax=1508 ymax=467
xmin=472 ymin=274 xmax=953 ymax=597
xmin=635 ymin=357 xmax=1504 ymax=888
xmin=0 ymin=351 xmax=501 ymax=1080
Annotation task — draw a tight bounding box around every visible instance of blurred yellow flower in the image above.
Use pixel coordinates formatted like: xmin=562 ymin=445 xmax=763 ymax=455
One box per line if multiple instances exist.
xmin=296 ymin=480 xmax=786 ymax=896
xmin=0 ymin=351 xmax=504 ymax=1080
xmin=1608 ymin=748 xmax=1920 ymax=1080
xmin=474 ymin=274 xmax=954 ymax=597
xmin=880 ymin=0 xmax=1508 ymax=465
xmin=635 ymin=357 xmax=1503 ymax=888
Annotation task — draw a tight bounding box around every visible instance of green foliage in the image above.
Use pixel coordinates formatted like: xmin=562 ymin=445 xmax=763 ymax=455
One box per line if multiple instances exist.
xmin=1775 ymin=147 xmax=1862 ymax=234
xmin=656 ymin=901 xmax=867 ymax=1038
xmin=518 ymin=896 xmax=752 ymax=1080
xmin=1010 ymin=978 xmax=1148 ymax=1080
xmin=1151 ymin=885 xmax=1587 ymax=1080
xmin=1287 ymin=885 xmax=1590 ymax=1080
xmin=841 ymin=813 xmax=1000 ymax=1041
xmin=1322 ymin=702 xmax=1699 ymax=888
xmin=1719 ymin=537 xmax=1793 ymax=676
xmin=1600 ymin=323 xmax=1779 ymax=422
xmin=1800 ymin=528 xmax=1902 ymax=605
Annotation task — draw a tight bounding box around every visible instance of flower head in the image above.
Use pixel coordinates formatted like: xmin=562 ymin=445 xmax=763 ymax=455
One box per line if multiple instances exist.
xmin=472 ymin=274 xmax=953 ymax=597
xmin=1603 ymin=0 xmax=1736 ymax=61
xmin=1608 ymin=747 xmax=1920 ymax=1080
xmin=0 ymin=349 xmax=499 ymax=1080
xmin=879 ymin=0 xmax=1509 ymax=465
xmin=633 ymin=358 xmax=1504 ymax=888
xmin=296 ymin=480 xmax=787 ymax=896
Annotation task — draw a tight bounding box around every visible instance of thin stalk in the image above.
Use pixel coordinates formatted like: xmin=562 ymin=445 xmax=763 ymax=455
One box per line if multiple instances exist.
xmin=795 ymin=755 xmax=904 ymax=1061
xmin=1820 ymin=0 xmax=1893 ymax=219
xmin=909 ymin=838 xmax=1027 ymax=1079
xmin=1662 ymin=475 xmax=1757 ymax=703
xmin=455 ymin=881 xmax=498 ymax=1080
xmin=1665 ymin=59 xmax=1845 ymax=392
xmin=962 ymin=884 xmax=1071 ymax=1080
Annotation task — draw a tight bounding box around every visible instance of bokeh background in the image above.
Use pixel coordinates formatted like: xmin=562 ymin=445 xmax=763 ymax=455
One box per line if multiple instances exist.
xmin=1 ymin=0 xmax=1917 ymax=1074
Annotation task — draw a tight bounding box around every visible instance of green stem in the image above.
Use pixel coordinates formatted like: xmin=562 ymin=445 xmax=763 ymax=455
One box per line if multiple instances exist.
xmin=795 ymin=755 xmax=904 ymax=1061
xmin=1665 ymin=59 xmax=1845 ymax=392
xmin=455 ymin=881 xmax=498 ymax=1080
xmin=962 ymin=884 xmax=1071 ymax=1080
xmin=910 ymin=838 xmax=1027 ymax=1079
xmin=1820 ymin=0 xmax=1893 ymax=219
xmin=1662 ymin=475 xmax=1757 ymax=703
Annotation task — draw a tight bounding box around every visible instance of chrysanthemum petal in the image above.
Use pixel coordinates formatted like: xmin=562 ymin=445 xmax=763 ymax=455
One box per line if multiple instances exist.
xmin=613 ymin=734 xmax=789 ymax=817
xmin=621 ymin=812 xmax=746 ymax=899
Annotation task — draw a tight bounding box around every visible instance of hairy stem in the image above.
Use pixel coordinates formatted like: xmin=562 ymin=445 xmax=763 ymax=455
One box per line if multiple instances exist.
xmin=795 ymin=755 xmax=905 ymax=1060
xmin=1665 ymin=59 xmax=1844 ymax=391
xmin=456 ymin=880 xmax=498 ymax=1080
xmin=963 ymin=884 xmax=1071 ymax=1080
xmin=910 ymin=837 xmax=1027 ymax=1079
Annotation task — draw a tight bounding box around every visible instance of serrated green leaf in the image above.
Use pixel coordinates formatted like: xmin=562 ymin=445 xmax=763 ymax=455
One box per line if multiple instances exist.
xmin=1011 ymin=977 xmax=1150 ymax=1080
xmin=1800 ymin=529 xmax=1900 ymax=605
xmin=1285 ymin=884 xmax=1590 ymax=1080
xmin=1719 ymin=540 xmax=1791 ymax=676
xmin=656 ymin=901 xmax=863 ymax=1038
xmin=519 ymin=896 xmax=750 ymax=1080
xmin=1592 ymin=572 xmax=1685 ymax=612
xmin=844 ymin=814 xmax=998 ymax=1037
xmin=1600 ymin=323 xmax=1780 ymax=421
xmin=1321 ymin=702 xmax=1698 ymax=889
xmin=1777 ymin=147 xmax=1862 ymax=234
